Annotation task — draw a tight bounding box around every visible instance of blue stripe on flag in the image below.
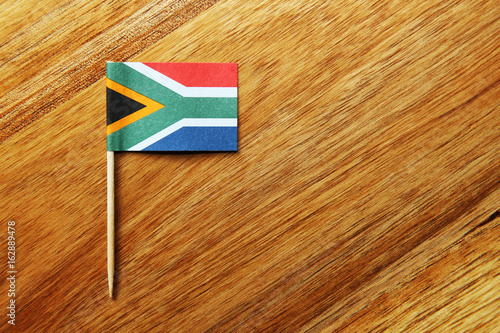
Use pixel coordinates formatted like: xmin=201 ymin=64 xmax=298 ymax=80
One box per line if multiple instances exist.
xmin=142 ymin=127 xmax=238 ymax=151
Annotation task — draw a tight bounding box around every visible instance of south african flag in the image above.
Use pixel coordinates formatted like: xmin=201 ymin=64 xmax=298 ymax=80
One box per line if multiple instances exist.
xmin=106 ymin=62 xmax=238 ymax=151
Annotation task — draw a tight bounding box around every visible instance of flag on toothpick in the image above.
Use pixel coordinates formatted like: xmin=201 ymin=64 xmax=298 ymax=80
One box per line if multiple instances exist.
xmin=106 ymin=62 xmax=238 ymax=298
xmin=106 ymin=62 xmax=238 ymax=151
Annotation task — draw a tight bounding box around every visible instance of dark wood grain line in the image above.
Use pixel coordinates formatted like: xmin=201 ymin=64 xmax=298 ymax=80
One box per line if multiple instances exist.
xmin=437 ymin=79 xmax=500 ymax=120
xmin=464 ymin=210 xmax=500 ymax=237
xmin=316 ymin=218 xmax=500 ymax=332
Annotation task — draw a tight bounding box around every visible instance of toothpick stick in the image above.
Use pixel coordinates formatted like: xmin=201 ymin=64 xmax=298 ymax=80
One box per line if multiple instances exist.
xmin=107 ymin=151 xmax=115 ymax=298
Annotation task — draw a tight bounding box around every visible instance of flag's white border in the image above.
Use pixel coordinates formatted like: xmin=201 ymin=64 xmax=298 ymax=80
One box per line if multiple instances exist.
xmin=128 ymin=118 xmax=237 ymax=151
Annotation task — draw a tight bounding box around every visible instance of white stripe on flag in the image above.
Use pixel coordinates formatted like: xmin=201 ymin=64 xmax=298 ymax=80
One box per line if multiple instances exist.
xmin=128 ymin=118 xmax=238 ymax=151
xmin=124 ymin=63 xmax=238 ymax=98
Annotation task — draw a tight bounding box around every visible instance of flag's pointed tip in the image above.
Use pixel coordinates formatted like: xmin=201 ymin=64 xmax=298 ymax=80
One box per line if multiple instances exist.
xmin=109 ymin=285 xmax=113 ymax=298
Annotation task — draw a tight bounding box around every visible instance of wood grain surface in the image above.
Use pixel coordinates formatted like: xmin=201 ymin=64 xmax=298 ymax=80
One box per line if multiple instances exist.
xmin=1 ymin=0 xmax=499 ymax=332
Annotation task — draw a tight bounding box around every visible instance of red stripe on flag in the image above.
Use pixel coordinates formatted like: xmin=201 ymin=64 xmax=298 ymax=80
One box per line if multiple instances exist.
xmin=143 ymin=63 xmax=238 ymax=88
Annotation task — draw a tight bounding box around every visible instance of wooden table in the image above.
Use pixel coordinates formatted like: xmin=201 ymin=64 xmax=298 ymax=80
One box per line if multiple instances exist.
xmin=1 ymin=0 xmax=499 ymax=331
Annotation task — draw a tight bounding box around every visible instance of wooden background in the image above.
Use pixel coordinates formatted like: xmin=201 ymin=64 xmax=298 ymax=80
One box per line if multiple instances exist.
xmin=1 ymin=0 xmax=499 ymax=331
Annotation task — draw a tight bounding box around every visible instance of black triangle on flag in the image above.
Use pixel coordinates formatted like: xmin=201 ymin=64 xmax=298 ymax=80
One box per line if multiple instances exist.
xmin=106 ymin=87 xmax=146 ymax=125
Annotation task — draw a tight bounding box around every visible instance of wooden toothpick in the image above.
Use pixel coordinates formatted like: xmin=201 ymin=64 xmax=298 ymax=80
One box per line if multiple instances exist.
xmin=107 ymin=151 xmax=115 ymax=298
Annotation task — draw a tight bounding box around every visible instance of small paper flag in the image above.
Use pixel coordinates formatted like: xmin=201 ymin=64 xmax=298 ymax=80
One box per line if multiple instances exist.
xmin=106 ymin=62 xmax=238 ymax=151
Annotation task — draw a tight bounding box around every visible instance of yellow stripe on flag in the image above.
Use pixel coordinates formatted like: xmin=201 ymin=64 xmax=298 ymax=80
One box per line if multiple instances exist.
xmin=106 ymin=78 xmax=165 ymax=135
